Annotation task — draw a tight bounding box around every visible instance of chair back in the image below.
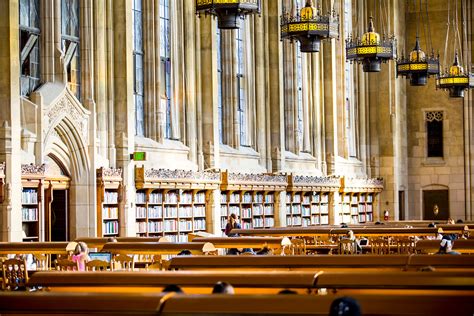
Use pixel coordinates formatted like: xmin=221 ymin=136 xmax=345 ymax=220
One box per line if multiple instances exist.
xmin=395 ymin=237 xmax=416 ymax=254
xmin=339 ymin=239 xmax=357 ymax=254
xmin=113 ymin=254 xmax=134 ymax=271
xmin=2 ymin=258 xmax=28 ymax=290
xmin=291 ymin=238 xmax=306 ymax=255
xmin=86 ymin=259 xmax=109 ymax=271
xmin=55 ymin=259 xmax=77 ymax=271
xmin=34 ymin=254 xmax=49 ymax=270
xmin=370 ymin=238 xmax=391 ymax=255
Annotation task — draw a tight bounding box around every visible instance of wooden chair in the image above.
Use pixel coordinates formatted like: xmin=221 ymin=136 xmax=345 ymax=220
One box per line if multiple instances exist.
xmin=34 ymin=254 xmax=49 ymax=271
xmin=291 ymin=238 xmax=306 ymax=255
xmin=394 ymin=237 xmax=416 ymax=254
xmin=54 ymin=259 xmax=77 ymax=271
xmin=86 ymin=260 xmax=109 ymax=271
xmin=146 ymin=262 xmax=162 ymax=270
xmin=113 ymin=254 xmax=134 ymax=271
xmin=339 ymin=239 xmax=357 ymax=254
xmin=1 ymin=258 xmax=28 ymax=291
xmin=370 ymin=238 xmax=391 ymax=255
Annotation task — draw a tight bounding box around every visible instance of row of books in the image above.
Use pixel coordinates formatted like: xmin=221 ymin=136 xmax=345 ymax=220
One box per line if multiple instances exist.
xmin=286 ymin=193 xmax=330 ymax=204
xmin=22 ymin=208 xmax=38 ymax=221
xmin=342 ymin=194 xmax=374 ymax=204
xmin=103 ymin=221 xmax=119 ymax=235
xmin=102 ymin=207 xmax=118 ymax=220
xmin=22 ymin=189 xmax=38 ymax=204
xmin=104 ymin=191 xmax=119 ymax=204
xmin=287 ymin=214 xmax=330 ymax=226
xmin=222 ymin=193 xmax=275 ymax=204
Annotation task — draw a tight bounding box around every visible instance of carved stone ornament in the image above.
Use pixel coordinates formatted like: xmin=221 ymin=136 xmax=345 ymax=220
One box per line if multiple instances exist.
xmin=97 ymin=167 xmax=123 ymax=179
xmin=292 ymin=175 xmax=340 ymax=187
xmin=144 ymin=168 xmax=220 ymax=182
xmin=0 ymin=162 xmax=5 ymax=177
xmin=21 ymin=163 xmax=46 ymax=176
xmin=45 ymin=96 xmax=89 ymax=142
xmin=344 ymin=177 xmax=384 ymax=190
xmin=227 ymin=173 xmax=287 ymax=185
xmin=425 ymin=111 xmax=443 ymax=122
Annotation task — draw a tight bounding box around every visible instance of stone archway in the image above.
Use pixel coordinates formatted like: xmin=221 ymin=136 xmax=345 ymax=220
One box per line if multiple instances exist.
xmin=32 ymin=82 xmax=96 ymax=238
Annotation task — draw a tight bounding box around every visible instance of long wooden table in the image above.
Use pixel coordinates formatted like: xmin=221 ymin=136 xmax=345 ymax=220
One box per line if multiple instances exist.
xmin=76 ymin=237 xmax=165 ymax=249
xmin=0 ymin=242 xmax=68 ymax=255
xmin=28 ymin=270 xmax=474 ymax=290
xmin=190 ymin=237 xmax=284 ymax=249
xmin=169 ymin=254 xmax=474 ymax=271
xmin=416 ymin=239 xmax=474 ymax=254
xmin=100 ymin=242 xmax=207 ymax=255
xmin=231 ymin=227 xmax=446 ymax=238
xmin=1 ymin=292 xmax=474 ymax=315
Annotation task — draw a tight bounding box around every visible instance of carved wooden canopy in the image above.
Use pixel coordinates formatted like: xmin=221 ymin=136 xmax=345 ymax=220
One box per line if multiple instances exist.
xmin=287 ymin=174 xmax=341 ymax=192
xmin=221 ymin=170 xmax=287 ymax=191
xmin=341 ymin=177 xmax=384 ymax=193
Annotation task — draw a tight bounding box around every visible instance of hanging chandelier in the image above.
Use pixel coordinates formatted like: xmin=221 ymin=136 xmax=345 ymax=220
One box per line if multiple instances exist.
xmin=195 ymin=0 xmax=261 ymax=30
xmin=436 ymin=0 xmax=473 ymax=98
xmin=280 ymin=0 xmax=339 ymax=53
xmin=396 ymin=1 xmax=439 ymax=86
xmin=346 ymin=17 xmax=396 ymax=72
xmin=437 ymin=52 xmax=474 ymax=98
xmin=397 ymin=38 xmax=439 ymax=86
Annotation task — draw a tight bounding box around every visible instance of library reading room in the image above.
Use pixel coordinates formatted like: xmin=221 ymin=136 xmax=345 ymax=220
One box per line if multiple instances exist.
xmin=1 ymin=0 xmax=474 ymax=315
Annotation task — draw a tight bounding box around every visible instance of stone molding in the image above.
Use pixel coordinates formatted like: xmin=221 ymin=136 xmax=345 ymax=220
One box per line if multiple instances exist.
xmin=21 ymin=163 xmax=46 ymax=176
xmin=46 ymin=96 xmax=89 ymax=142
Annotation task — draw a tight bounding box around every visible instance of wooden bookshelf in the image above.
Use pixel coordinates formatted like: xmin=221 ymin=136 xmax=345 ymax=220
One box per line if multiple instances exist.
xmin=339 ymin=177 xmax=384 ymax=224
xmin=135 ymin=167 xmax=220 ymax=241
xmin=97 ymin=167 xmax=124 ymax=237
xmin=220 ymin=171 xmax=287 ymax=231
xmin=21 ymin=164 xmax=46 ymax=241
xmin=286 ymin=175 xmax=340 ymax=227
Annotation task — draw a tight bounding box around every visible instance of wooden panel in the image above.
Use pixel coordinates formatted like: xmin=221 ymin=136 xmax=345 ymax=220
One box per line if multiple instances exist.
xmin=100 ymin=242 xmax=206 ymax=255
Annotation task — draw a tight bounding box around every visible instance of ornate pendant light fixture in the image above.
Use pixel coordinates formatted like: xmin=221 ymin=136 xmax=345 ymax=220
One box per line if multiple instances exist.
xmin=346 ymin=16 xmax=396 ymax=72
xmin=280 ymin=0 xmax=339 ymax=53
xmin=195 ymin=0 xmax=261 ymax=30
xmin=436 ymin=0 xmax=473 ymax=98
xmin=437 ymin=52 xmax=474 ymax=98
xmin=396 ymin=0 xmax=439 ymax=86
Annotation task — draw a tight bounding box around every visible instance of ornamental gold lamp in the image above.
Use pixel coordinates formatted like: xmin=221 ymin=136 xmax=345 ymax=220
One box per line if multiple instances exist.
xmin=195 ymin=0 xmax=261 ymax=30
xmin=436 ymin=0 xmax=473 ymax=98
xmin=397 ymin=38 xmax=439 ymax=86
xmin=346 ymin=17 xmax=396 ymax=72
xmin=280 ymin=0 xmax=339 ymax=53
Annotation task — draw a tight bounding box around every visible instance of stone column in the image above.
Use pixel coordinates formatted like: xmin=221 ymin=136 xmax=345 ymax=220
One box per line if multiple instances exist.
xmin=94 ymin=0 xmax=108 ymax=158
xmin=183 ymin=0 xmax=198 ymax=164
xmin=266 ymin=0 xmax=285 ymax=172
xmin=0 ymin=0 xmax=23 ymax=241
xmin=254 ymin=13 xmax=267 ymax=166
xmin=113 ymin=0 xmax=135 ymax=236
xmin=106 ymin=0 xmax=116 ymax=165
xmin=221 ymin=29 xmax=237 ymax=147
xmin=199 ymin=16 xmax=220 ymax=169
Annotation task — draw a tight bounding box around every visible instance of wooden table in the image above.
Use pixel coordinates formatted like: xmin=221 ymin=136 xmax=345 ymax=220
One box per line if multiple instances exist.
xmin=0 ymin=242 xmax=68 ymax=255
xmin=416 ymin=239 xmax=474 ymax=254
xmin=100 ymin=242 xmax=207 ymax=255
xmin=191 ymin=237 xmax=284 ymax=249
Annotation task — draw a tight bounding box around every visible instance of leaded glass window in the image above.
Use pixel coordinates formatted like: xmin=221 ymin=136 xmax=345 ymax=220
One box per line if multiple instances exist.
xmin=61 ymin=0 xmax=80 ymax=100
xmin=133 ymin=0 xmax=144 ymax=136
xmin=236 ymin=24 xmax=248 ymax=147
xmin=19 ymin=0 xmax=40 ymax=97
xmin=426 ymin=111 xmax=444 ymax=158
xmin=160 ymin=0 xmax=172 ymax=139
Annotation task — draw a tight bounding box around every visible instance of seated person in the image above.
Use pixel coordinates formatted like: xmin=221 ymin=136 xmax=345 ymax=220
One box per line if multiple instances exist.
xmin=212 ymin=281 xmax=235 ymax=294
xmin=162 ymin=284 xmax=184 ymax=293
xmin=343 ymin=230 xmax=362 ymax=253
xmin=329 ymin=297 xmax=361 ymax=316
xmin=437 ymin=235 xmax=460 ymax=255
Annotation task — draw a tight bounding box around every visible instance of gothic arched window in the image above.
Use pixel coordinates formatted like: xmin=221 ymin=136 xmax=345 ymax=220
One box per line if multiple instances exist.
xmin=19 ymin=0 xmax=40 ymax=97
xmin=133 ymin=0 xmax=144 ymax=136
xmin=61 ymin=0 xmax=80 ymax=100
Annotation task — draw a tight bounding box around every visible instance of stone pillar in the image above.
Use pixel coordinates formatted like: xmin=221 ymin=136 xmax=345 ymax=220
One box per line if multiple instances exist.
xmin=199 ymin=16 xmax=220 ymax=168
xmin=0 ymin=0 xmax=23 ymax=241
xmin=221 ymin=30 xmax=237 ymax=147
xmin=266 ymin=0 xmax=285 ymax=172
xmin=113 ymin=0 xmax=135 ymax=236
xmin=183 ymin=0 xmax=198 ymax=164
xmin=106 ymin=0 xmax=116 ymax=165
xmin=254 ymin=13 xmax=267 ymax=166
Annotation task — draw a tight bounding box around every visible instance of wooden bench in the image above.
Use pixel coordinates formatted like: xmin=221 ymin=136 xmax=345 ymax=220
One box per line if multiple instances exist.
xmin=1 ymin=291 xmax=473 ymax=315
xmin=169 ymin=254 xmax=474 ymax=271
xmin=416 ymin=239 xmax=474 ymax=254
xmin=76 ymin=237 xmax=166 ymax=249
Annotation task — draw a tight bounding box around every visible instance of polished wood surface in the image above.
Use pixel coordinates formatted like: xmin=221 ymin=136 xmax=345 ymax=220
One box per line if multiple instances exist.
xmin=416 ymin=239 xmax=474 ymax=254
xmin=0 ymin=242 xmax=68 ymax=255
xmin=101 ymin=242 xmax=206 ymax=255
xmin=191 ymin=237 xmax=284 ymax=249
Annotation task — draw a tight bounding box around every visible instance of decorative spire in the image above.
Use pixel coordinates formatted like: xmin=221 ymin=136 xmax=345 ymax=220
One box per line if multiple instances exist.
xmin=305 ymin=0 xmax=313 ymax=7
xmin=414 ymin=37 xmax=420 ymax=51
xmin=453 ymin=51 xmax=460 ymax=66
xmin=368 ymin=17 xmax=375 ymax=32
